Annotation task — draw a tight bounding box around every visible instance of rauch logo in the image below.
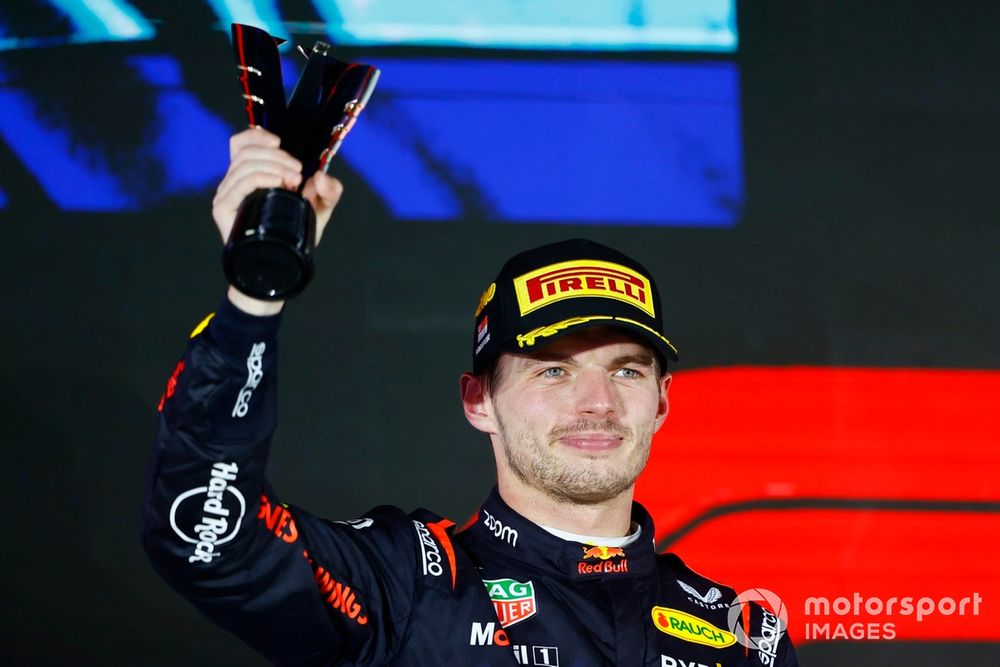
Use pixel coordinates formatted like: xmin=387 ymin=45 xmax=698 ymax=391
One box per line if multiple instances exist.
xmin=651 ymin=607 xmax=736 ymax=648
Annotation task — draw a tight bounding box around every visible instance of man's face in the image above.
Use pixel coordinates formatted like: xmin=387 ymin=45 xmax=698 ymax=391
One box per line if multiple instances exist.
xmin=480 ymin=327 xmax=670 ymax=506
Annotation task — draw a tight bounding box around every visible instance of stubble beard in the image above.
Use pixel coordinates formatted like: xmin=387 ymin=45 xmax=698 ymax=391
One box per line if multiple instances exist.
xmin=495 ymin=411 xmax=653 ymax=506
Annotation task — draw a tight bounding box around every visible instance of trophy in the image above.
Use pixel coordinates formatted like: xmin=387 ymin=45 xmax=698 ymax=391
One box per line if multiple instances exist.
xmin=223 ymin=23 xmax=380 ymax=300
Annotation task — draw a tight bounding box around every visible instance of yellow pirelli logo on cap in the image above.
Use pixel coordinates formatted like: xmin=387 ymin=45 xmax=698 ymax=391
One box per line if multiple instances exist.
xmin=513 ymin=260 xmax=654 ymax=317
xmin=651 ymin=607 xmax=736 ymax=648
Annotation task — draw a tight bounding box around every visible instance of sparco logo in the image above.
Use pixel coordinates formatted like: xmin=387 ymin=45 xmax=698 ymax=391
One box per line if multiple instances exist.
xmin=413 ymin=520 xmax=444 ymax=577
xmin=232 ymin=341 xmax=265 ymax=417
xmin=758 ymin=610 xmax=781 ymax=666
xmin=169 ymin=462 xmax=245 ymax=564
xmin=482 ymin=508 xmax=518 ymax=548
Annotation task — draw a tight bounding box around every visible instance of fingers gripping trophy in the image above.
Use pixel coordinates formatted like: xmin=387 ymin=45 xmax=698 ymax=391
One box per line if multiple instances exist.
xmin=222 ymin=24 xmax=380 ymax=301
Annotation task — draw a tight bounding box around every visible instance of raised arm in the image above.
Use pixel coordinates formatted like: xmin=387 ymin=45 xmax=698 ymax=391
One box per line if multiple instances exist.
xmin=140 ymin=129 xmax=417 ymax=665
xmin=211 ymin=128 xmax=343 ymax=316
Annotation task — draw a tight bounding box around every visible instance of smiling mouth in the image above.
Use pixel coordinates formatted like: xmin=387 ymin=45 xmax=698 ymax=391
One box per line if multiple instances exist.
xmin=557 ymin=435 xmax=624 ymax=452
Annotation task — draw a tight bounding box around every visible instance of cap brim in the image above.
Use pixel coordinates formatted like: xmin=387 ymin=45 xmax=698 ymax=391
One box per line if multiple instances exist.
xmin=509 ymin=314 xmax=679 ymax=367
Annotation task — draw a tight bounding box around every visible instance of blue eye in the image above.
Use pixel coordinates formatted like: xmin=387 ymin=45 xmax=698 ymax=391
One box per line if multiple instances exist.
xmin=542 ymin=367 xmax=565 ymax=378
xmin=615 ymin=368 xmax=641 ymax=379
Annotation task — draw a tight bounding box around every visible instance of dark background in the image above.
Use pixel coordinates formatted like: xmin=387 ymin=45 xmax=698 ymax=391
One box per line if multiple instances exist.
xmin=1 ymin=1 xmax=998 ymax=664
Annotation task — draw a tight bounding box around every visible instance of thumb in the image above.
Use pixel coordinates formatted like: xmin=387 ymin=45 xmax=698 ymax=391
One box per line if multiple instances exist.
xmin=302 ymin=172 xmax=344 ymax=245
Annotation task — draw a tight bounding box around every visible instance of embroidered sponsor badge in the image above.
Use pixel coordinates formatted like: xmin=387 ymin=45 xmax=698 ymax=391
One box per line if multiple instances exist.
xmin=513 ymin=259 xmax=654 ymax=317
xmin=475 ymin=282 xmax=496 ymax=317
xmin=651 ymin=606 xmax=736 ymax=648
xmin=582 ymin=545 xmax=625 ymax=561
xmin=484 ymin=578 xmax=537 ymax=627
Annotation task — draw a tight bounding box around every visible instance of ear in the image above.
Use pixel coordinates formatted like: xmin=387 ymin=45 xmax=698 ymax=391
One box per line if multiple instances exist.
xmin=460 ymin=372 xmax=498 ymax=435
xmin=652 ymin=372 xmax=672 ymax=432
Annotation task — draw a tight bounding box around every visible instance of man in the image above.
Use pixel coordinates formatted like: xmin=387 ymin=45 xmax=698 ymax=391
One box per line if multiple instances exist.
xmin=142 ymin=129 xmax=798 ymax=666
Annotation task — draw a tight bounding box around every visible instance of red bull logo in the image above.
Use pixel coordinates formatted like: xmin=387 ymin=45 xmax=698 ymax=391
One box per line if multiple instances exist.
xmin=513 ymin=260 xmax=654 ymax=317
xmin=578 ymin=559 xmax=630 ymax=575
xmin=582 ymin=546 xmax=626 ymax=561
xmin=578 ymin=545 xmax=629 ymax=575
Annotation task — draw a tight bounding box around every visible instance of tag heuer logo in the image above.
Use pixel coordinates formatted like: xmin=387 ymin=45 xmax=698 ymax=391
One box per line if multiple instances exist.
xmin=484 ymin=578 xmax=537 ymax=627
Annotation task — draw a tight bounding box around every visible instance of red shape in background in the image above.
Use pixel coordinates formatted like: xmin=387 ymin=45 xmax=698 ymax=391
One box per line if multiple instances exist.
xmin=634 ymin=366 xmax=1000 ymax=644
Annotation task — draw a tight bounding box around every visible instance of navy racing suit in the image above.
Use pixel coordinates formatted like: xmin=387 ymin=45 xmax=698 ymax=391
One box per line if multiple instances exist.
xmin=141 ymin=297 xmax=799 ymax=667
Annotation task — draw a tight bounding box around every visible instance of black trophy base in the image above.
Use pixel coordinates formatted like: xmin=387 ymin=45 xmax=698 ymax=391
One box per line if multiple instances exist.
xmin=223 ymin=188 xmax=316 ymax=301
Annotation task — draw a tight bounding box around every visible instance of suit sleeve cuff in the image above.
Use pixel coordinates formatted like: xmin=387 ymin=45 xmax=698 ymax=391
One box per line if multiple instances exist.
xmin=204 ymin=293 xmax=284 ymax=352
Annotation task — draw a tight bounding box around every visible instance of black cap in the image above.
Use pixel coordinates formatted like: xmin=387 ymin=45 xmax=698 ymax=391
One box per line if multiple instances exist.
xmin=472 ymin=239 xmax=678 ymax=375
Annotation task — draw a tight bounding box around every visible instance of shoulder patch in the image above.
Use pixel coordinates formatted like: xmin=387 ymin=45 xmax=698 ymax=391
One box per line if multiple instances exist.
xmin=190 ymin=312 xmax=215 ymax=338
xmin=412 ymin=518 xmax=457 ymax=590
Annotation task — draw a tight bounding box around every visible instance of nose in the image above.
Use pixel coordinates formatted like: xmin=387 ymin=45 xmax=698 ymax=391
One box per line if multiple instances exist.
xmin=573 ymin=368 xmax=618 ymax=418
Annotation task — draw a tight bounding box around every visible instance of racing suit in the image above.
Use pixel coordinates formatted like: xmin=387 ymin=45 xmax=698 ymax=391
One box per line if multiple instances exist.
xmin=142 ymin=297 xmax=799 ymax=667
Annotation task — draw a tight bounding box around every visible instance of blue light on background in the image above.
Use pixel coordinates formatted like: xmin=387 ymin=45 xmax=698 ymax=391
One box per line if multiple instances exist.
xmin=0 ymin=56 xmax=741 ymax=225
xmin=0 ymin=1 xmax=736 ymax=52
xmin=0 ymin=55 xmax=231 ymax=210
xmin=126 ymin=55 xmax=232 ymax=197
xmin=0 ymin=86 xmax=138 ymax=210
xmin=0 ymin=0 xmax=154 ymax=50
xmin=314 ymin=0 xmax=737 ymax=52
xmin=342 ymin=59 xmax=743 ymax=226
xmin=205 ymin=0 xmax=290 ymax=46
xmin=0 ymin=2 xmax=741 ymax=225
